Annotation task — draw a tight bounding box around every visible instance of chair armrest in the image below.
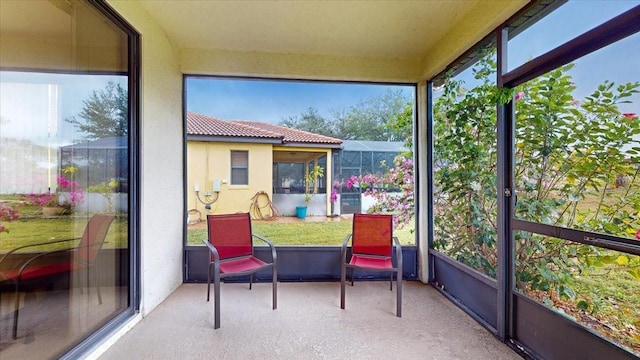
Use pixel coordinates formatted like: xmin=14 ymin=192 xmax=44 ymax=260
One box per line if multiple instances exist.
xmin=341 ymin=234 xmax=352 ymax=263
xmin=393 ymin=236 xmax=403 ymax=269
xmin=12 ymin=247 xmax=76 ymax=279
xmin=253 ymin=234 xmax=277 ymax=265
xmin=201 ymin=239 xmax=220 ymax=264
xmin=0 ymin=237 xmax=81 ymax=268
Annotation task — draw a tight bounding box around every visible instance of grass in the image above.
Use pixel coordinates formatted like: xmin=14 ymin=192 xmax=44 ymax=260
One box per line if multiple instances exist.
xmin=187 ymin=218 xmax=416 ymax=246
xmin=0 ymin=208 xmax=128 ymax=253
xmin=525 ymin=255 xmax=640 ymax=355
xmin=571 ymin=262 xmax=640 ymax=354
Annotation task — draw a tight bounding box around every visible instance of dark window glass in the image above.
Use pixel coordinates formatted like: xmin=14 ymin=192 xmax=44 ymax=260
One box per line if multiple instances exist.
xmin=230 ymin=150 xmax=248 ymax=185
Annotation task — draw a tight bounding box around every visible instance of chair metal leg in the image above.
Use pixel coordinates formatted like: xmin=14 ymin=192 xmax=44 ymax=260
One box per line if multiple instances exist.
xmin=390 ymin=272 xmax=393 ymax=291
xmin=213 ymin=270 xmax=221 ymax=329
xmin=396 ymin=270 xmax=402 ymax=317
xmin=206 ymin=263 xmax=212 ymax=302
xmin=340 ymin=264 xmax=346 ymax=309
xmin=272 ymin=264 xmax=277 ymax=310
xmin=249 ymin=274 xmax=253 ymax=290
xmin=13 ymin=283 xmax=20 ymax=339
xmin=350 ymin=267 xmax=354 ymax=286
xmin=93 ymin=267 xmax=103 ymax=305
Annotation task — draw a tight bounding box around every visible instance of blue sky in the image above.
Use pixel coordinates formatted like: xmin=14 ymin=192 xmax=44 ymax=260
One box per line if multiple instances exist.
xmin=186 ymin=78 xmax=415 ymax=125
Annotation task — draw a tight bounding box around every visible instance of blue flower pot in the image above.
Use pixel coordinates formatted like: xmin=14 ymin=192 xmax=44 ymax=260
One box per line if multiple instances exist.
xmin=295 ymin=206 xmax=307 ymax=219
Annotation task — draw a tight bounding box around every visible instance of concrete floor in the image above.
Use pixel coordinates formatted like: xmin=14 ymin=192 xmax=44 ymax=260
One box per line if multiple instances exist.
xmin=99 ymin=281 xmax=522 ymax=360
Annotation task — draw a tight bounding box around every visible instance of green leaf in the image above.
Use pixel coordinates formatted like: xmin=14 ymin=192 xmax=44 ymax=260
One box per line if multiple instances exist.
xmin=577 ymin=300 xmax=589 ymax=311
xmin=627 ymin=269 xmax=640 ymax=280
xmin=614 ymin=255 xmax=629 ymax=266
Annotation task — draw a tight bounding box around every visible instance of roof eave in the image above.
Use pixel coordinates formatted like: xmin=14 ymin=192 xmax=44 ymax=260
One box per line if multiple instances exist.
xmin=187 ymin=135 xmax=282 ymax=144
xmin=280 ymin=142 xmax=343 ymax=149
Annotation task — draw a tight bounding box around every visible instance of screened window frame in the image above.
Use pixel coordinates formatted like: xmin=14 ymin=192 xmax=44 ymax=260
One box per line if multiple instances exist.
xmin=427 ymin=1 xmax=640 ymax=352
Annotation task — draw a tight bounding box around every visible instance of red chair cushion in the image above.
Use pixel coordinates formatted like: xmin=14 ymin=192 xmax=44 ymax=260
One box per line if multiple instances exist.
xmin=1 ymin=262 xmax=74 ymax=281
xmin=349 ymin=254 xmax=393 ymax=270
xmin=219 ymin=255 xmax=268 ymax=274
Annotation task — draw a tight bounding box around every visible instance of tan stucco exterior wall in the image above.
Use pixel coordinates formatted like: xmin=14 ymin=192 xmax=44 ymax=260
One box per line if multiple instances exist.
xmin=187 ymin=141 xmax=273 ymax=216
xmin=107 ymin=0 xmax=184 ymax=316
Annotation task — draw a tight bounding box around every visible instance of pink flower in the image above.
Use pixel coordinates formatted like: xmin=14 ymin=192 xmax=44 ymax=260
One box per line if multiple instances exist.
xmin=345 ymin=177 xmax=355 ymax=189
xmin=57 ymin=175 xmax=71 ymax=188
xmin=570 ymin=99 xmax=580 ymax=106
xmin=636 ymin=229 xmax=640 ymax=240
xmin=515 ymin=91 xmax=525 ymax=101
xmin=622 ymin=113 xmax=636 ymax=119
xmin=330 ymin=189 xmax=338 ymax=203
xmin=0 ymin=202 xmax=20 ymax=233
xmin=25 ymin=193 xmax=55 ymax=206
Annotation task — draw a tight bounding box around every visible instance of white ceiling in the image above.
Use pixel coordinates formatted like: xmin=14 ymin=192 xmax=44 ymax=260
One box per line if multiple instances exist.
xmin=137 ymin=0 xmax=527 ymax=79
xmin=138 ymin=0 xmax=478 ymax=60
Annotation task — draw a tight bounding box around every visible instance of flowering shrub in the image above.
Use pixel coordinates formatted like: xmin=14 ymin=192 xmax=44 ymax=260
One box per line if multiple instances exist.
xmin=341 ymin=156 xmax=414 ymax=228
xmin=0 ymin=202 xmax=21 ymax=233
xmin=23 ymin=169 xmax=85 ymax=213
xmin=24 ymin=193 xmax=55 ymax=206
xmin=330 ymin=181 xmax=340 ymax=203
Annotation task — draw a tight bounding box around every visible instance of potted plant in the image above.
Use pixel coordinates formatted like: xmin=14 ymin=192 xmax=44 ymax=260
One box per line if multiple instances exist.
xmin=295 ymin=165 xmax=323 ymax=219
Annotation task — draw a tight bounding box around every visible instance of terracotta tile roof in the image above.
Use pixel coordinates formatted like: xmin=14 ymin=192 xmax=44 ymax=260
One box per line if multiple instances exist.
xmin=186 ymin=112 xmax=342 ymax=145
xmin=234 ymin=120 xmax=342 ymax=145
xmin=186 ymin=112 xmax=281 ymax=140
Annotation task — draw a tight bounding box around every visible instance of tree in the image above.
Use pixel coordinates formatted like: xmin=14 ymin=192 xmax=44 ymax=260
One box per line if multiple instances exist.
xmin=66 ymin=81 xmax=128 ymax=140
xmin=334 ymin=89 xmax=411 ymax=141
xmin=281 ymin=89 xmax=413 ymax=141
xmin=279 ymin=107 xmax=337 ymax=137
xmin=386 ymin=101 xmax=414 ymax=153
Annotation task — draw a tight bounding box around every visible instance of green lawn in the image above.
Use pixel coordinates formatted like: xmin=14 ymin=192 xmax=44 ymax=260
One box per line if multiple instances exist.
xmin=187 ymin=218 xmax=416 ymax=246
xmin=1 ymin=204 xmax=414 ymax=251
xmin=571 ymin=261 xmax=640 ymax=354
xmin=0 ymin=215 xmax=129 ymax=252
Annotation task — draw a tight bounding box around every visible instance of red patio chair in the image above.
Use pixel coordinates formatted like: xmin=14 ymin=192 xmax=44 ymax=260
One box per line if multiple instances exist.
xmin=0 ymin=214 xmax=115 ymax=339
xmin=340 ymin=213 xmax=402 ymax=317
xmin=203 ymin=212 xmax=277 ymax=329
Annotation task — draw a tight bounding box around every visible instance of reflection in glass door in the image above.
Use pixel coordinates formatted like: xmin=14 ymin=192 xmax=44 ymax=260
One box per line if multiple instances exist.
xmin=0 ymin=1 xmax=132 ymax=358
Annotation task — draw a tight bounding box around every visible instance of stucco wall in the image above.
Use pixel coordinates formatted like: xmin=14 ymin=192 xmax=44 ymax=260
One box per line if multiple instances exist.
xmin=107 ymin=0 xmax=183 ymax=316
xmin=187 ymin=141 xmax=273 ymax=216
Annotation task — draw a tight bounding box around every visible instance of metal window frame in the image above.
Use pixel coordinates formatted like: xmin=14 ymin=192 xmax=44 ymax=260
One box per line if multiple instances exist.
xmin=60 ymin=0 xmax=141 ymax=358
xmin=428 ymin=2 xmax=640 ymax=359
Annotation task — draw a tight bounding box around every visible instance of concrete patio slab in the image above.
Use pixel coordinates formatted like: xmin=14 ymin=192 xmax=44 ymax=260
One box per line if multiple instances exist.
xmin=98 ymin=281 xmax=522 ymax=359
